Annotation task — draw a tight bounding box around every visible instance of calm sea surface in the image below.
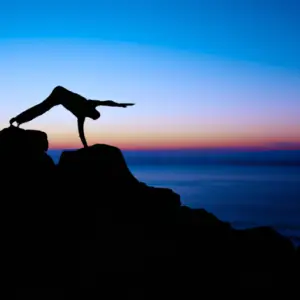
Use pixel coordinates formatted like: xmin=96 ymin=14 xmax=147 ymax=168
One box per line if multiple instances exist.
xmin=48 ymin=149 xmax=300 ymax=245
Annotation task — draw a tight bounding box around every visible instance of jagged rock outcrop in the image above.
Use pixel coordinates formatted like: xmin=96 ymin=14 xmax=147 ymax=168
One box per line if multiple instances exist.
xmin=58 ymin=144 xmax=181 ymax=213
xmin=58 ymin=144 xmax=297 ymax=293
xmin=1 ymin=126 xmax=298 ymax=297
xmin=58 ymin=144 xmax=138 ymax=186
xmin=57 ymin=144 xmax=181 ymax=241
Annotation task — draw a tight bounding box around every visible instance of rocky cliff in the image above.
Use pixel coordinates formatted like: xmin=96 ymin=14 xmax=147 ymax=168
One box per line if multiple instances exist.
xmin=1 ymin=126 xmax=298 ymax=298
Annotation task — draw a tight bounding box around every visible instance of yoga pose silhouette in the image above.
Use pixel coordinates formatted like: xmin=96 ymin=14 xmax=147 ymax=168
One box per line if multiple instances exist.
xmin=9 ymin=86 xmax=135 ymax=147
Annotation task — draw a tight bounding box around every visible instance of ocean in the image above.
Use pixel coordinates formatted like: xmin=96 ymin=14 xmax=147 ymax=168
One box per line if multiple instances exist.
xmin=48 ymin=149 xmax=300 ymax=246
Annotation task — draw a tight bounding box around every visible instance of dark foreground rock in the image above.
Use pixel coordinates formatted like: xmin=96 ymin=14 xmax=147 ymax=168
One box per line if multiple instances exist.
xmin=0 ymin=126 xmax=299 ymax=298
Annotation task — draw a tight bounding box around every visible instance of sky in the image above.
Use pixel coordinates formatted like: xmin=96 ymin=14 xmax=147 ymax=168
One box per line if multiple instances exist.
xmin=0 ymin=0 xmax=299 ymax=150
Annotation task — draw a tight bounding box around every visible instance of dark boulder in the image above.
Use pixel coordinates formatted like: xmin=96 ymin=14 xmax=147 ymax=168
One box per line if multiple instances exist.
xmin=57 ymin=144 xmax=181 ymax=211
xmin=0 ymin=126 xmax=63 ymax=290
xmin=0 ymin=126 xmax=54 ymax=174
xmin=57 ymin=144 xmax=181 ymax=239
xmin=58 ymin=144 xmax=138 ymax=186
xmin=0 ymin=125 xmax=48 ymax=152
xmin=0 ymin=125 xmax=56 ymax=223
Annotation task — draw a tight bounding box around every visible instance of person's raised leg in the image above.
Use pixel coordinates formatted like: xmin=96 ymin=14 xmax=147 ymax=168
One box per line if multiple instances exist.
xmin=9 ymin=86 xmax=67 ymax=126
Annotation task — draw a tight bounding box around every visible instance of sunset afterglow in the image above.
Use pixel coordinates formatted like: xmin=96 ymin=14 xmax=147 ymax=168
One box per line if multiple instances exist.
xmin=1 ymin=1 xmax=299 ymax=150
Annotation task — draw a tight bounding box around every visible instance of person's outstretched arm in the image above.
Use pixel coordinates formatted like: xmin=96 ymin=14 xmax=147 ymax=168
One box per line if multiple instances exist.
xmin=77 ymin=117 xmax=88 ymax=148
xmin=88 ymin=100 xmax=135 ymax=108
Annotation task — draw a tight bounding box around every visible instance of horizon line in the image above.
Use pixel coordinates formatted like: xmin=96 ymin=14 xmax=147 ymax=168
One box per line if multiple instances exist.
xmin=49 ymin=145 xmax=300 ymax=152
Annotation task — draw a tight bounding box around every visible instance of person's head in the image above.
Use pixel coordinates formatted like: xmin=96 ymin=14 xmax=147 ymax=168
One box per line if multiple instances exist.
xmin=86 ymin=100 xmax=101 ymax=120
xmin=87 ymin=108 xmax=100 ymax=120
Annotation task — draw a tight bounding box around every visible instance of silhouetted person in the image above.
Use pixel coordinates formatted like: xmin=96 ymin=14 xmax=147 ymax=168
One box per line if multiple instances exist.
xmin=9 ymin=86 xmax=134 ymax=147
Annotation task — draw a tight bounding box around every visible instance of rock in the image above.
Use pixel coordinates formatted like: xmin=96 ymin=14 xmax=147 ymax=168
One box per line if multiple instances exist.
xmin=15 ymin=289 xmax=65 ymax=300
xmin=0 ymin=126 xmax=48 ymax=153
xmin=58 ymin=144 xmax=181 ymax=210
xmin=0 ymin=126 xmax=54 ymax=174
xmin=58 ymin=144 xmax=138 ymax=187
xmin=180 ymin=206 xmax=231 ymax=229
xmin=55 ymin=142 xmax=297 ymax=292
xmin=57 ymin=144 xmax=181 ymax=238
xmin=237 ymin=226 xmax=295 ymax=266
xmin=233 ymin=226 xmax=296 ymax=288
xmin=0 ymin=126 xmax=61 ymax=291
xmin=0 ymin=129 xmax=296 ymax=295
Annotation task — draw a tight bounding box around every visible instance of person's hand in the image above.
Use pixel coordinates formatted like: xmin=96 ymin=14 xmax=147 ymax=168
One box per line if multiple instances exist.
xmin=120 ymin=103 xmax=135 ymax=108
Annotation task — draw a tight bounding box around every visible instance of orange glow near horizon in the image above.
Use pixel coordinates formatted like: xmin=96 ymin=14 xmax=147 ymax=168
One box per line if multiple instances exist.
xmin=49 ymin=132 xmax=300 ymax=151
xmin=30 ymin=113 xmax=300 ymax=150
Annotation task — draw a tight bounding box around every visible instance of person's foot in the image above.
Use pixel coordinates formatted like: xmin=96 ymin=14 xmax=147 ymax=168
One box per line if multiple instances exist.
xmin=9 ymin=117 xmax=16 ymax=126
xmin=9 ymin=117 xmax=20 ymax=127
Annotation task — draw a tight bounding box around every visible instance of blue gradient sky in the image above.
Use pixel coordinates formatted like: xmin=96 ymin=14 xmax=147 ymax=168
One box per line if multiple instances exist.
xmin=1 ymin=0 xmax=299 ymax=149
